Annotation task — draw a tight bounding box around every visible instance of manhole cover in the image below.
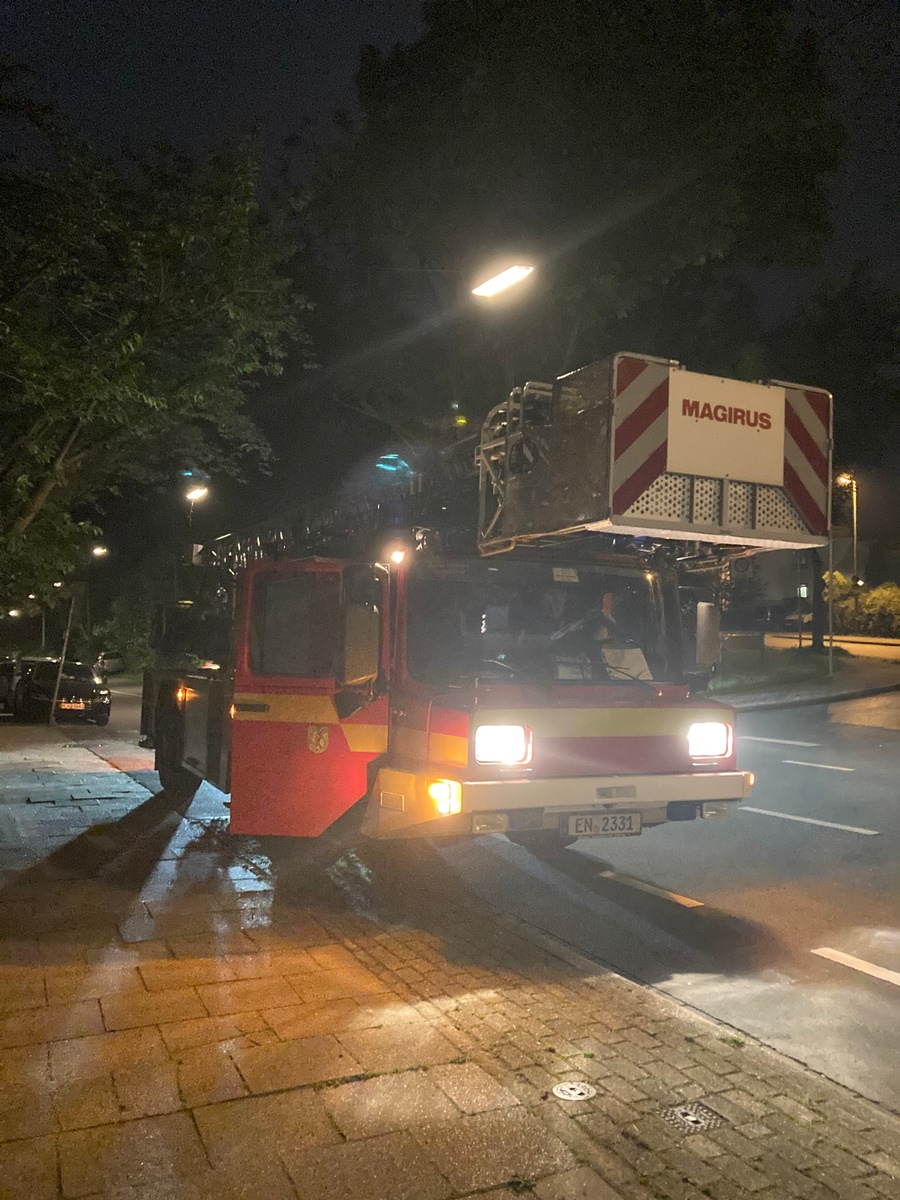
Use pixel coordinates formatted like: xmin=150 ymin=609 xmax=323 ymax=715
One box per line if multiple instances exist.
xmin=663 ymin=1102 xmax=726 ymax=1134
xmin=552 ymin=1081 xmax=597 ymax=1101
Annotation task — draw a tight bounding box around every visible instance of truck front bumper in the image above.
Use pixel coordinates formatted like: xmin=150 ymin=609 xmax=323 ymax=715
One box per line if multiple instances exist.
xmin=362 ymin=767 xmax=754 ymax=839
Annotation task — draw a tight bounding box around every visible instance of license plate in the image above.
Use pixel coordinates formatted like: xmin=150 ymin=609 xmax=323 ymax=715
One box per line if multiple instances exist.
xmin=59 ymin=701 xmax=85 ymax=710
xmin=567 ymin=812 xmax=642 ymax=838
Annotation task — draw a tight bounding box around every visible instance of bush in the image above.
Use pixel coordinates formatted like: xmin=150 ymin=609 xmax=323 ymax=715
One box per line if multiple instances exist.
xmin=824 ymin=571 xmax=900 ymax=637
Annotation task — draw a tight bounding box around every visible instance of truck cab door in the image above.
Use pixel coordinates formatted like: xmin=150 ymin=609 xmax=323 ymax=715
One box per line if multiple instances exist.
xmin=229 ymin=558 xmax=389 ymax=837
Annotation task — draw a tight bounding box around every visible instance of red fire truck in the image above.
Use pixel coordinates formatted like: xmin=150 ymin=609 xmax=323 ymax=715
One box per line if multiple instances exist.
xmin=143 ymin=353 xmax=831 ymax=848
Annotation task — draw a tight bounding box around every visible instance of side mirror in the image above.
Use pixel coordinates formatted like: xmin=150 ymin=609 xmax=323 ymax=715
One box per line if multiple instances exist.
xmin=339 ymin=602 xmax=380 ymax=687
xmin=696 ymin=602 xmax=721 ymax=669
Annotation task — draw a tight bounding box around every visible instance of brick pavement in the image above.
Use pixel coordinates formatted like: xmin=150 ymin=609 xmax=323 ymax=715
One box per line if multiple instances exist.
xmin=1 ymin=727 xmax=899 ymax=1199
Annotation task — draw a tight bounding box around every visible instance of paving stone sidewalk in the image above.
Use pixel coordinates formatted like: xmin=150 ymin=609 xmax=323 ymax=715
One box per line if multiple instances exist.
xmin=1 ymin=728 xmax=899 ymax=1200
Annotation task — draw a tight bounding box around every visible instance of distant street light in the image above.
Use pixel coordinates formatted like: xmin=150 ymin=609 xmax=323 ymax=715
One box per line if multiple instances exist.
xmin=836 ymin=472 xmax=859 ymax=579
xmin=92 ymin=544 xmax=109 ymax=558
xmin=471 ymin=264 xmax=535 ymax=297
xmin=52 ymin=581 xmax=63 ymax=588
xmin=8 ymin=609 xmax=21 ymax=618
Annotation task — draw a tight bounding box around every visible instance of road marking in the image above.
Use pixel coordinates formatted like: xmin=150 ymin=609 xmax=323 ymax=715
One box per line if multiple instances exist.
xmin=782 ymin=759 xmax=855 ymax=772
xmin=742 ymin=806 xmax=879 ymax=836
xmin=812 ymin=947 xmax=900 ymax=989
xmin=594 ymin=868 xmax=704 ymax=908
xmin=741 ymin=736 xmax=821 ymax=747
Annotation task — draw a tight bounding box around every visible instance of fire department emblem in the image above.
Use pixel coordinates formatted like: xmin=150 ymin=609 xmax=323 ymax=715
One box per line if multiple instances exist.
xmin=307 ymin=725 xmax=329 ymax=754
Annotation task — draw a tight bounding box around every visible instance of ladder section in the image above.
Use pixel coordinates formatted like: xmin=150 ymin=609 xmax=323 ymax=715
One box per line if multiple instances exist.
xmin=204 ymin=439 xmax=479 ymax=571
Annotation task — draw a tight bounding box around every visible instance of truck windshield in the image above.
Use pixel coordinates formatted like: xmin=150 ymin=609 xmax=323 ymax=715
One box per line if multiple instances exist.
xmin=406 ymin=559 xmax=671 ymax=684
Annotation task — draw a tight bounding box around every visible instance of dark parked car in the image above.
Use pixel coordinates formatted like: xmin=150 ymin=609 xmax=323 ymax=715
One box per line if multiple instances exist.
xmin=13 ymin=660 xmax=111 ymax=725
xmin=0 ymin=658 xmax=15 ymax=712
xmin=1 ymin=657 xmax=46 ymax=714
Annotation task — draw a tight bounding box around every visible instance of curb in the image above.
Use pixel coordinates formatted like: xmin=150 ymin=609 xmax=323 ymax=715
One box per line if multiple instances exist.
xmin=726 ymin=680 xmax=900 ymax=713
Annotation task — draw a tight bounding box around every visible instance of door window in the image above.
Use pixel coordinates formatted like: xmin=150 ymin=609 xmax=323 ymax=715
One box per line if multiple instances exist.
xmin=249 ymin=572 xmax=340 ymax=677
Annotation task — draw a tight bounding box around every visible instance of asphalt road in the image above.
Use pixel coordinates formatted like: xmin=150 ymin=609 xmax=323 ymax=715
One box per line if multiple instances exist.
xmin=436 ymin=692 xmax=900 ymax=1110
xmin=104 ymin=680 xmax=144 ymax=736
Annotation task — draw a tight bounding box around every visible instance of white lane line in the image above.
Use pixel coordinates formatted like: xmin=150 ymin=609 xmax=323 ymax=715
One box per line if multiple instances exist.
xmin=782 ymin=759 xmax=855 ymax=772
xmin=742 ymin=806 xmax=879 ymax=836
xmin=812 ymin=947 xmax=900 ymax=989
xmin=741 ymin=736 xmax=821 ymax=747
xmin=595 ymin=869 xmax=704 ymax=908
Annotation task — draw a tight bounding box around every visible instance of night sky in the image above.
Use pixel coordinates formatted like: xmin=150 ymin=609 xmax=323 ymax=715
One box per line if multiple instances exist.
xmin=4 ymin=0 xmax=896 ymax=279
xmin=3 ymin=0 xmax=421 ymax=154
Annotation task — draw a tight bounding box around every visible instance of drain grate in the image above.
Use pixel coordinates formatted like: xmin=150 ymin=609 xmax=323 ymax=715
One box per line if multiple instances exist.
xmin=552 ymin=1081 xmax=597 ymax=1101
xmin=663 ymin=1102 xmax=726 ymax=1134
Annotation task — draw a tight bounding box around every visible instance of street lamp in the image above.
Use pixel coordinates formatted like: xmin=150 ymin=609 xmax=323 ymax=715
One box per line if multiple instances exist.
xmin=471 ymin=264 xmax=535 ymax=298
xmin=184 ymin=483 xmax=209 ymax=541
xmin=84 ymin=544 xmax=111 ymax=656
xmin=836 ymin=472 xmax=859 ymax=580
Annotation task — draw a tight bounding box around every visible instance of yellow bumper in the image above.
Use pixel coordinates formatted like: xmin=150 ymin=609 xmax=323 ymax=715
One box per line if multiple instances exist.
xmin=361 ymin=766 xmax=754 ymax=839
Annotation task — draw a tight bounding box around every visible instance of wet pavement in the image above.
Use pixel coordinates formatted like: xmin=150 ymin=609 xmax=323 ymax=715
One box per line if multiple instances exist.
xmin=2 ymin=726 xmax=900 ymax=1199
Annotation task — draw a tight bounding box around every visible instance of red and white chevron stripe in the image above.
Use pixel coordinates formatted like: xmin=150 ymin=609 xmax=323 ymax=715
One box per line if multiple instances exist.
xmin=782 ymin=386 xmax=830 ymax=536
xmin=612 ymin=355 xmax=672 ymax=515
xmin=610 ymin=355 xmax=831 ymax=539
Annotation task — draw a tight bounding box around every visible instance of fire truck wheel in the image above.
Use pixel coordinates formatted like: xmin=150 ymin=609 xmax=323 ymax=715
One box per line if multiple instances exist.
xmin=506 ymin=830 xmax=577 ymax=852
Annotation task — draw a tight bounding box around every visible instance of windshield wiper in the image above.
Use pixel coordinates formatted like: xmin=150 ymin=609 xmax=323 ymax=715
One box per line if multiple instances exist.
xmin=601 ymin=664 xmax=657 ymax=686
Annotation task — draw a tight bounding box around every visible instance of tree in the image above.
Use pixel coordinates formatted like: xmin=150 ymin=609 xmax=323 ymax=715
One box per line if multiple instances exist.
xmin=299 ymin=0 xmax=840 ymax=447
xmin=0 ymin=70 xmax=308 ymax=604
xmin=92 ymin=555 xmax=172 ymax=672
xmin=766 ymin=268 xmax=900 ymax=468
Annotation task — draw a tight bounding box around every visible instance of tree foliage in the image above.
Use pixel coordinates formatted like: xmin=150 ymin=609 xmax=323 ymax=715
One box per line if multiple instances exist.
xmin=0 ymin=68 xmax=308 ymax=603
xmin=766 ymin=269 xmax=900 ymax=468
xmin=302 ymin=0 xmax=840 ymax=442
xmin=92 ymin=556 xmax=172 ymax=671
xmin=825 ymin=571 xmax=900 ymax=637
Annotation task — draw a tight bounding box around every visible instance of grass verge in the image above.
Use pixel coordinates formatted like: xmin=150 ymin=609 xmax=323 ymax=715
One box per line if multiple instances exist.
xmin=710 ymin=645 xmax=851 ymax=695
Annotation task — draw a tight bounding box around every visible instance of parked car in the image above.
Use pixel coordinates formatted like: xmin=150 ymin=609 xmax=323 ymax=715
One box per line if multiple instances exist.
xmin=93 ymin=650 xmax=126 ymax=676
xmin=0 ymin=657 xmax=46 ymax=714
xmin=0 ymin=658 xmax=15 ymax=712
xmin=13 ymin=660 xmax=111 ymax=725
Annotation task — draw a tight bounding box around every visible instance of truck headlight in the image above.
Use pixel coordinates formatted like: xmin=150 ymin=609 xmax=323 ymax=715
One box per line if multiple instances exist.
xmin=474 ymin=724 xmax=533 ymax=765
xmin=688 ymin=721 xmax=733 ymax=760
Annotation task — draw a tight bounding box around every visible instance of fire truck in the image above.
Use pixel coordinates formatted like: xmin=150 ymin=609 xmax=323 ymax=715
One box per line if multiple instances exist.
xmin=142 ymin=353 xmax=831 ymax=848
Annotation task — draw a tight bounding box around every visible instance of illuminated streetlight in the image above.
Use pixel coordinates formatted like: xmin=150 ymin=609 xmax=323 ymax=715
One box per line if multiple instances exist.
xmin=471 ymin=264 xmax=535 ymax=298
xmin=8 ymin=609 xmax=21 ymax=618
xmin=53 ymin=581 xmax=63 ymax=588
xmin=836 ymin=472 xmax=859 ymax=579
xmin=92 ymin=544 xmax=109 ymax=558
xmin=185 ymin=485 xmax=209 ymax=503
